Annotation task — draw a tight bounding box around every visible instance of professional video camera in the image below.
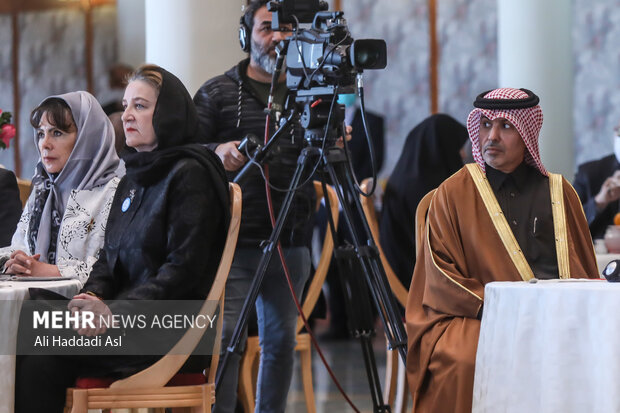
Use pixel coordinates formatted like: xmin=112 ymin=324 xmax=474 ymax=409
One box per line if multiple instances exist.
xmin=268 ymin=0 xmax=386 ymax=92
xmin=267 ymin=0 xmax=387 ymax=144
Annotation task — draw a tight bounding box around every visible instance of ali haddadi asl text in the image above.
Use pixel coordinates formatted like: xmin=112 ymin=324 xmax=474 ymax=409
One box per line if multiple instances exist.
xmin=34 ymin=335 xmax=122 ymax=347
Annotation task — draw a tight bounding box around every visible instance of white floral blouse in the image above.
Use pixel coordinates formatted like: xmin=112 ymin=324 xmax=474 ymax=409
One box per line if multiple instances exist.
xmin=0 ymin=177 xmax=119 ymax=286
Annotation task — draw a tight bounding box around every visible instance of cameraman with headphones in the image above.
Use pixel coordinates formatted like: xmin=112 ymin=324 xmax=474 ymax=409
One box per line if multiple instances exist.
xmin=193 ymin=1 xmax=316 ymax=412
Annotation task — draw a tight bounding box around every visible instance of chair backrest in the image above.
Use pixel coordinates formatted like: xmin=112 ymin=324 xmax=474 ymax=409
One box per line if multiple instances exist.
xmin=415 ymin=189 xmax=436 ymax=256
xmin=17 ymin=178 xmax=31 ymax=208
xmin=359 ymin=178 xmax=408 ymax=307
xmin=295 ymin=181 xmax=339 ymax=333
xmin=109 ymin=182 xmax=243 ymax=389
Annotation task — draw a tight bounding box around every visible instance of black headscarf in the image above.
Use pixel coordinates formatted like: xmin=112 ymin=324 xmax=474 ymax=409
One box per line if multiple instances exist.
xmin=379 ymin=113 xmax=468 ymax=287
xmin=122 ymin=67 xmax=229 ymax=224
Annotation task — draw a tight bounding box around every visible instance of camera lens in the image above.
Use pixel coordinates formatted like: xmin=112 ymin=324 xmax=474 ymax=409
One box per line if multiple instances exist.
xmin=350 ymin=40 xmax=387 ymax=70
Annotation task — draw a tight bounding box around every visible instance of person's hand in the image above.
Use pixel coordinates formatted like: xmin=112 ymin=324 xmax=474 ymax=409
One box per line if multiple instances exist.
xmin=215 ymin=141 xmax=248 ymax=171
xmin=4 ymin=250 xmax=32 ymax=274
xmin=69 ymin=293 xmax=113 ymax=336
xmin=595 ymin=170 xmax=620 ymax=210
xmin=3 ymin=251 xmax=58 ymax=276
xmin=335 ymin=125 xmax=353 ymax=148
xmin=4 ymin=250 xmax=60 ymax=277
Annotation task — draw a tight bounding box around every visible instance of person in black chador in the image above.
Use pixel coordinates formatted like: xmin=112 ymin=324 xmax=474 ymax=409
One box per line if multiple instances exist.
xmin=380 ymin=113 xmax=468 ymax=287
xmin=15 ymin=64 xmax=230 ymax=413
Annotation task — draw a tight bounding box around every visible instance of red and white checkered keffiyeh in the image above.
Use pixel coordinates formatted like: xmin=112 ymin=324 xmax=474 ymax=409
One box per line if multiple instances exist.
xmin=467 ymin=88 xmax=546 ymax=176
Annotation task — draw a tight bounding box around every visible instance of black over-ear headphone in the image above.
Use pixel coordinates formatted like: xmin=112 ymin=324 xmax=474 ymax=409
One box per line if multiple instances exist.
xmin=239 ymin=13 xmax=251 ymax=53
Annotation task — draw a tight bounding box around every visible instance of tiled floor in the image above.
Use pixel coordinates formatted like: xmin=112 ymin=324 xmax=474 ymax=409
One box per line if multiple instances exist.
xmin=285 ymin=328 xmax=410 ymax=413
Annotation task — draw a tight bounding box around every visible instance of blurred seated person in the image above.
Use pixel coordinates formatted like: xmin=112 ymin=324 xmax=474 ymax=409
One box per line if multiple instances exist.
xmin=380 ymin=113 xmax=468 ymax=287
xmin=0 ymin=167 xmax=22 ymax=247
xmin=101 ymin=63 xmax=134 ymax=115
xmin=108 ymin=111 xmax=128 ymax=176
xmin=573 ymin=119 xmax=620 ymax=239
xmin=338 ymin=93 xmax=384 ymax=180
xmin=0 ymin=91 xmax=119 ymax=285
xmin=15 ymin=64 xmax=230 ymax=413
xmin=406 ymin=88 xmax=598 ymax=413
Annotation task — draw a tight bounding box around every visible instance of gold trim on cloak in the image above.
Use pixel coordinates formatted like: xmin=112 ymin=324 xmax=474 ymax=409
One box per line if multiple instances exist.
xmin=424 ymin=191 xmax=484 ymax=303
xmin=549 ymin=173 xmax=570 ymax=279
xmin=466 ymin=164 xmax=571 ymax=281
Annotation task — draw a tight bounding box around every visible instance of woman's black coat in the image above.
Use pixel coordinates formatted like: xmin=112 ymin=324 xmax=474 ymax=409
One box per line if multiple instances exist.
xmin=84 ymin=156 xmax=225 ymax=300
xmin=84 ymin=67 xmax=229 ymax=302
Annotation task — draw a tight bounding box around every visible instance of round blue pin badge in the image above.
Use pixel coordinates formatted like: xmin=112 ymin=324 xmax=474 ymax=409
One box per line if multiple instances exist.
xmin=121 ymin=197 xmax=131 ymax=212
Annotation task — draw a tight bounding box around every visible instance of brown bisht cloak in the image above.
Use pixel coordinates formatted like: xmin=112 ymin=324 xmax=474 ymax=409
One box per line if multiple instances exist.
xmin=405 ymin=164 xmax=598 ymax=413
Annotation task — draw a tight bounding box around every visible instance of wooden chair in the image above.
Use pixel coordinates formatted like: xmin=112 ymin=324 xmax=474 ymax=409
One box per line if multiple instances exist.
xmin=16 ymin=178 xmax=32 ymax=208
xmin=359 ymin=179 xmax=436 ymax=413
xmin=63 ymin=182 xmax=243 ymax=413
xmin=237 ymin=181 xmax=340 ymax=413
xmin=359 ymin=178 xmax=408 ymax=307
xmin=415 ymin=189 xmax=436 ymax=256
xmin=358 ymin=178 xmax=409 ymax=413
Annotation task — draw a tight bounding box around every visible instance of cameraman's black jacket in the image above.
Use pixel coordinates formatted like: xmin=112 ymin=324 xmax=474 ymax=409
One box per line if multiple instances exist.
xmin=194 ymin=59 xmax=315 ymax=248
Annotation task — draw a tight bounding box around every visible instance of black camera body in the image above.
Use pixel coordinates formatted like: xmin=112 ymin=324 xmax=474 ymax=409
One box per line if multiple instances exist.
xmin=268 ymin=0 xmax=328 ymax=26
xmin=267 ymin=0 xmax=386 ymax=145
xmin=268 ymin=1 xmax=387 ymax=93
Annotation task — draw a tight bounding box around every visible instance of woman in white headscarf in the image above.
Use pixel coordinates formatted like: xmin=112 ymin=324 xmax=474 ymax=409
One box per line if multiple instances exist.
xmin=0 ymin=91 xmax=119 ymax=286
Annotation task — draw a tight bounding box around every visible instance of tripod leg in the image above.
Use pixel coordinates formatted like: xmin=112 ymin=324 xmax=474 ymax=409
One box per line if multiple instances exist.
xmin=323 ymin=146 xmax=408 ymax=362
xmin=318 ymin=168 xmax=390 ymax=413
xmin=333 ymin=244 xmax=391 ymax=412
xmin=215 ymin=146 xmax=320 ymax=392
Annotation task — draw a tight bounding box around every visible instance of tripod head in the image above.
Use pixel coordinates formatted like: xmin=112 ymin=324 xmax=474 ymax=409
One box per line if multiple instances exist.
xmin=296 ymin=90 xmax=345 ymax=147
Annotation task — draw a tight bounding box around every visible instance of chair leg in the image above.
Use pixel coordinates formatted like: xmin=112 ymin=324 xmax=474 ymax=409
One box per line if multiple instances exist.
xmin=383 ymin=338 xmax=398 ymax=406
xmin=299 ymin=341 xmax=316 ymax=413
xmin=69 ymin=389 xmax=88 ymax=413
xmin=394 ymin=357 xmax=409 ymax=413
xmin=238 ymin=338 xmax=260 ymax=413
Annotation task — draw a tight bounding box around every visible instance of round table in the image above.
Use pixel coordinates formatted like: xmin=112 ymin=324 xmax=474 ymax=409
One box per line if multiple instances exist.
xmin=0 ymin=278 xmax=81 ymax=413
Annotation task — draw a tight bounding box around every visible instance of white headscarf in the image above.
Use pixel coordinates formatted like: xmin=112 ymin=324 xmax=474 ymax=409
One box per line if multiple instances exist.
xmin=28 ymin=91 xmax=119 ymax=262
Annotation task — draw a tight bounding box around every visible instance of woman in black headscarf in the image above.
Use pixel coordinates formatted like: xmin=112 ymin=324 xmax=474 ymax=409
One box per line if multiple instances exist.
xmin=380 ymin=113 xmax=468 ymax=287
xmin=16 ymin=64 xmax=230 ymax=413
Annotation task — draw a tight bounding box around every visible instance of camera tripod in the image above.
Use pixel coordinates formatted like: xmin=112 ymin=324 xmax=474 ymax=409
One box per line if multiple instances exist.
xmin=215 ymin=95 xmax=408 ymax=413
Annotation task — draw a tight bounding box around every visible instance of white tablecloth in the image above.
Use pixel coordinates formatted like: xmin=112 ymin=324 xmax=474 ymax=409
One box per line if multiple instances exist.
xmin=473 ymin=279 xmax=620 ymax=413
xmin=0 ymin=279 xmax=81 ymax=413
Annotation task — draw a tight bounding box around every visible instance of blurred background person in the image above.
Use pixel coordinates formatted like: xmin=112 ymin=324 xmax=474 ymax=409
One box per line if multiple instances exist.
xmin=380 ymin=113 xmax=469 ymax=288
xmin=101 ymin=63 xmax=134 ymax=115
xmin=338 ymin=92 xmax=385 ymax=180
xmin=0 ymin=167 xmax=22 ymax=247
xmin=0 ymin=91 xmax=119 ymax=285
xmin=108 ymin=111 xmax=128 ymax=176
xmin=573 ymin=119 xmax=620 ymax=239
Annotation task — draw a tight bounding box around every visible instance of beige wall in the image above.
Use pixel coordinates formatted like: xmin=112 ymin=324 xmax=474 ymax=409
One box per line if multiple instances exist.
xmin=144 ymin=0 xmax=245 ymax=96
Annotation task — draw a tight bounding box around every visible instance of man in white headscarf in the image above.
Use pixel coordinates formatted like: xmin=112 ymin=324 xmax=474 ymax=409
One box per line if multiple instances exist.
xmin=405 ymin=88 xmax=598 ymax=413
